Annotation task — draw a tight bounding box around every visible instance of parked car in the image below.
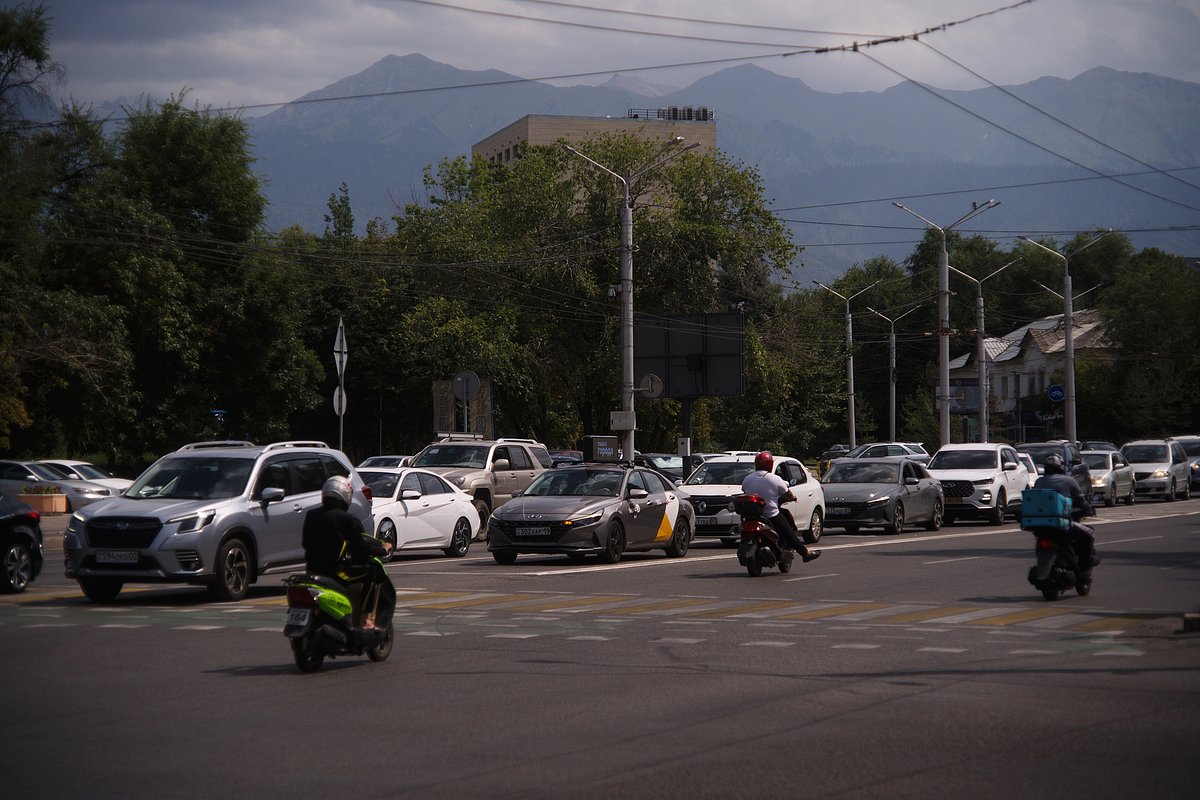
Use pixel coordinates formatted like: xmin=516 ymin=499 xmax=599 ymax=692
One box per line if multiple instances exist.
xmin=38 ymin=460 xmax=134 ymax=493
xmin=817 ymin=444 xmax=850 ymax=476
xmin=926 ymin=443 xmax=1028 ymax=525
xmin=1082 ymin=450 xmax=1136 ymax=507
xmin=832 ymin=441 xmax=931 ymax=465
xmin=0 ymin=460 xmax=114 ymax=510
xmin=1169 ymin=436 xmax=1200 ymax=490
xmin=680 ymin=453 xmax=825 ymax=545
xmin=64 ymin=440 xmax=373 ymax=602
xmin=1 ymin=494 xmax=43 ymax=593
xmin=358 ymin=455 xmax=412 ymax=468
xmin=821 ymin=459 xmax=943 ymax=534
xmin=633 ymin=453 xmax=685 ymax=482
xmin=1016 ymin=441 xmax=1091 ymax=497
xmin=409 ymin=437 xmax=552 ymax=531
xmin=1121 ymin=439 xmax=1191 ymax=501
xmin=359 ymin=468 xmax=480 ymax=558
xmin=548 ymin=449 xmax=584 ymax=467
xmin=486 ymin=463 xmax=694 ymax=564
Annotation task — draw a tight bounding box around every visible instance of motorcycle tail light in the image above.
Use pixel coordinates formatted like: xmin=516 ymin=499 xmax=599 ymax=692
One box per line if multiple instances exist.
xmin=1036 ymin=538 xmax=1056 ymax=551
xmin=287 ymin=586 xmax=319 ymax=607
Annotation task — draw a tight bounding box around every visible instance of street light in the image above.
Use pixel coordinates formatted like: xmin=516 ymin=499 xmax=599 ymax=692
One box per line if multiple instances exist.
xmin=1020 ymin=231 xmax=1111 ymax=444
xmin=563 ymin=138 xmax=699 ymax=461
xmin=815 ymin=279 xmax=882 ymax=448
xmin=947 ymin=257 xmax=1020 ymax=442
xmin=894 ymin=199 xmax=1001 ymax=447
xmin=866 ymin=302 xmax=925 ymax=442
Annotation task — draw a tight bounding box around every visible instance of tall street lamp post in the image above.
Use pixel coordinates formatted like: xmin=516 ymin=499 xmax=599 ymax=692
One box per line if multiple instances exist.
xmin=893 ymin=200 xmax=1001 ymax=447
xmin=1020 ymin=231 xmax=1110 ymax=444
xmin=866 ymin=303 xmax=924 ymax=442
xmin=564 ymin=139 xmax=698 ymax=461
xmin=816 ymin=279 xmax=881 ymax=449
xmin=947 ymin=258 xmax=1020 ymax=442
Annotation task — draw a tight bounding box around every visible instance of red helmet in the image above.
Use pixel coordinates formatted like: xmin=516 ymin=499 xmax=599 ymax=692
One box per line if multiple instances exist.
xmin=754 ymin=451 xmax=774 ymax=471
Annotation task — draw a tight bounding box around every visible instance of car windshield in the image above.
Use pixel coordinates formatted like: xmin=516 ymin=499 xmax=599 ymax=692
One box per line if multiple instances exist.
xmin=684 ymin=462 xmax=755 ymax=486
xmin=524 ymin=468 xmax=623 ymax=497
xmin=360 ymin=470 xmax=399 ymax=497
xmin=844 ymin=444 xmax=873 ymax=458
xmin=904 ymin=444 xmax=929 ymax=456
xmin=1122 ymin=444 xmax=1169 ymax=463
xmin=412 ymin=444 xmax=488 ymax=469
xmin=68 ymin=463 xmax=111 ymax=480
xmin=928 ymin=450 xmax=997 ymax=470
xmin=824 ymin=463 xmax=899 ymax=484
xmin=29 ymin=463 xmax=69 ymax=480
xmin=1177 ymin=441 xmax=1200 ymax=457
xmin=1017 ymin=446 xmax=1062 ymax=465
xmin=1082 ymin=453 xmax=1112 ymax=470
xmin=129 ymin=457 xmax=255 ymax=500
xmin=644 ymin=455 xmax=682 ymax=470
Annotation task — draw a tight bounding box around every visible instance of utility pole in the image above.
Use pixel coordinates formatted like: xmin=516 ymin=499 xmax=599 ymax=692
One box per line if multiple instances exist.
xmin=816 ymin=280 xmax=881 ymax=449
xmin=866 ymin=303 xmax=924 ymax=442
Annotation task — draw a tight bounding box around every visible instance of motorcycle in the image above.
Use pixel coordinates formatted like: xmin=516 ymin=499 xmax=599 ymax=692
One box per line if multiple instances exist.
xmin=1021 ymin=487 xmax=1093 ymax=601
xmin=733 ymin=493 xmax=793 ymax=577
xmin=283 ymin=561 xmax=396 ymax=673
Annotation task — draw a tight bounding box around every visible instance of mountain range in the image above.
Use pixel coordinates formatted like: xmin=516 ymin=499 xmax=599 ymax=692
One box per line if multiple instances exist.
xmin=248 ymin=54 xmax=1200 ymax=282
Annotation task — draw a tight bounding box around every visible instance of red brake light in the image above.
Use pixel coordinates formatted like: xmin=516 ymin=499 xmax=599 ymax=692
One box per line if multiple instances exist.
xmin=25 ymin=510 xmax=41 ymax=524
xmin=1036 ymin=538 xmax=1056 ymax=551
xmin=360 ymin=483 xmax=372 ymax=501
xmin=287 ymin=586 xmax=319 ymax=607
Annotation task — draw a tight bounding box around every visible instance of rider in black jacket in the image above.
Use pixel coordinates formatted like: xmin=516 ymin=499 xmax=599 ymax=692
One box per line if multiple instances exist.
xmin=1033 ymin=454 xmax=1100 ymax=569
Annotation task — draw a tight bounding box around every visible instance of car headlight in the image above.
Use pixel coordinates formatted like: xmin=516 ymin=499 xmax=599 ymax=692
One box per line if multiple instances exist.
xmin=1091 ymin=476 xmax=1107 ymax=487
xmin=972 ymin=478 xmax=994 ymax=486
xmin=169 ymin=511 xmax=216 ymax=533
xmin=1152 ymin=468 xmax=1168 ymax=479
xmin=564 ymin=512 xmax=603 ymax=528
xmin=451 ymin=476 xmax=467 ymax=488
xmin=866 ymin=495 xmax=890 ymax=505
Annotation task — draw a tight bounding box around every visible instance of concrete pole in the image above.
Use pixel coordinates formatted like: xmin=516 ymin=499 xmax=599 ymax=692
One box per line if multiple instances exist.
xmin=846 ymin=301 xmax=857 ymax=449
xmin=619 ymin=197 xmax=635 ymax=463
xmin=976 ymin=289 xmax=987 ymax=442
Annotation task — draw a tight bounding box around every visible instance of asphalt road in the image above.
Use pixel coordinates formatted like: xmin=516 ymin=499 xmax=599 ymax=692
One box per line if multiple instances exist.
xmin=5 ymin=501 xmax=1199 ymax=799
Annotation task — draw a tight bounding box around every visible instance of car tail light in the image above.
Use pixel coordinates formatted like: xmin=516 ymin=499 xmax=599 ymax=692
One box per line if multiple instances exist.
xmin=287 ymin=586 xmax=319 ymax=607
xmin=360 ymin=483 xmax=373 ymax=501
xmin=24 ymin=510 xmax=40 ymax=524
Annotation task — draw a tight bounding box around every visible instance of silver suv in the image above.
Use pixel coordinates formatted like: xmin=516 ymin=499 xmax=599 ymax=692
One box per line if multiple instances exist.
xmin=409 ymin=437 xmax=551 ymax=531
xmin=64 ymin=441 xmax=373 ymax=602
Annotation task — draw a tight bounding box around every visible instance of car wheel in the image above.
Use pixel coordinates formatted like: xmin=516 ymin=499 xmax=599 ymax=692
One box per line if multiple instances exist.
xmin=79 ymin=576 xmax=123 ymax=603
xmin=1181 ymin=480 xmax=1191 ymax=501
xmin=492 ymin=550 xmax=518 ymax=565
xmin=209 ymin=538 xmax=251 ymax=602
xmin=1124 ymin=485 xmax=1136 ymax=505
xmin=886 ymin=502 xmax=905 ymax=535
xmin=924 ymin=500 xmax=943 ymax=532
xmin=1 ymin=536 xmax=34 ymax=593
xmin=599 ymin=521 xmax=626 ymax=564
xmin=989 ymin=491 xmax=1007 ymax=525
xmin=664 ymin=518 xmax=691 ymax=558
xmin=377 ymin=520 xmax=398 ymax=560
xmin=803 ymin=509 xmax=822 ymax=544
xmin=1164 ymin=480 xmax=1175 ymax=502
xmin=1104 ymin=484 xmax=1115 ymax=508
xmin=443 ymin=518 xmax=472 ymax=558
xmin=473 ymin=499 xmax=491 ymax=540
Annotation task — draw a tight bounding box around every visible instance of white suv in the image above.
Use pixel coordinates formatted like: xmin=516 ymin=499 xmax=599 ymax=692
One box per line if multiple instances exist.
xmin=926 ymin=443 xmax=1028 ymax=525
xmin=680 ymin=454 xmax=825 ymax=544
xmin=64 ymin=441 xmax=373 ymax=602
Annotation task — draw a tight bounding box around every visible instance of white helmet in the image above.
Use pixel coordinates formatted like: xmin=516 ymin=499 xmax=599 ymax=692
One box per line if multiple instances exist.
xmin=321 ymin=475 xmax=353 ymax=509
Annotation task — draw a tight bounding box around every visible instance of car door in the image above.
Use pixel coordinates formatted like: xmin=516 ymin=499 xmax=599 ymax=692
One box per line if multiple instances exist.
xmin=416 ymin=471 xmax=461 ymax=544
xmin=248 ymin=454 xmax=321 ymax=569
xmin=777 ymin=460 xmax=818 ymax=531
xmin=0 ymin=461 xmax=34 ymax=498
xmin=998 ymin=447 xmax=1025 ymax=505
xmin=641 ymin=469 xmax=682 ymax=546
xmin=901 ymin=461 xmax=932 ymax=520
xmin=393 ymin=471 xmax=438 ymax=547
xmin=492 ymin=446 xmax=535 ymax=506
xmin=1171 ymin=443 xmax=1189 ymax=487
xmin=1112 ymin=453 xmax=1133 ymax=496
xmin=623 ymin=469 xmax=661 ymax=547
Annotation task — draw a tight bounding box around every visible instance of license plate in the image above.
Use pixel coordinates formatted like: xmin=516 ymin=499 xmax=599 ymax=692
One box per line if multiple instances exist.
xmin=515 ymin=526 xmax=546 ymax=537
xmin=827 ymin=507 xmax=850 ymax=516
xmin=945 ymin=497 xmax=963 ymax=504
xmin=286 ymin=608 xmax=312 ymax=627
xmin=697 ymin=516 xmax=719 ymax=526
xmin=96 ymin=550 xmax=138 ymax=564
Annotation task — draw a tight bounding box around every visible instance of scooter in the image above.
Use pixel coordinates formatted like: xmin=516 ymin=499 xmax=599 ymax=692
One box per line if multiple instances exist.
xmin=283 ymin=562 xmax=396 ymax=673
xmin=733 ymin=493 xmax=792 ymax=577
xmin=1021 ymin=487 xmax=1093 ymax=601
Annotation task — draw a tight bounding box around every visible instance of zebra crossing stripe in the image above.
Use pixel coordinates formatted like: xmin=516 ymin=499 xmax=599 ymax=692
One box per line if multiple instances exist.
xmin=855 ymin=606 xmax=976 ymax=624
xmin=967 ymin=606 xmax=1083 ymax=626
xmin=501 ymin=595 xmax=635 ymax=612
xmin=776 ymin=603 xmax=890 ymax=620
xmin=410 ymin=593 xmax=543 ymax=610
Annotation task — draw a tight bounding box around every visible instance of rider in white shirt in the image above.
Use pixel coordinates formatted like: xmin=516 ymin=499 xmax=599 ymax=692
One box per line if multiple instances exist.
xmin=741 ymin=451 xmax=821 ymax=564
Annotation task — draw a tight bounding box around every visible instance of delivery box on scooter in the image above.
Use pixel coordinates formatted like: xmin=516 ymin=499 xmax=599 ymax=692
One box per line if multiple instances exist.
xmin=1019 ymin=488 xmax=1072 ymax=531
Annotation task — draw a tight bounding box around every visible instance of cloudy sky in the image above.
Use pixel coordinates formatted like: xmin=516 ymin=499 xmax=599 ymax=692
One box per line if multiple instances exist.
xmin=37 ymin=0 xmax=1200 ymax=113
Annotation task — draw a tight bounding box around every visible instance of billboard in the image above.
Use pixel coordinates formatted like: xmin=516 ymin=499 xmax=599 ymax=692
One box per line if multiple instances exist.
xmin=634 ymin=312 xmax=744 ymax=399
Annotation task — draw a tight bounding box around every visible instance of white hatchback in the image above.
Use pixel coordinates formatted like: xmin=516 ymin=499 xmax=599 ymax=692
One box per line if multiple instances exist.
xmin=358 ymin=467 xmax=481 ymax=557
xmin=926 ymin=443 xmax=1028 ymax=525
xmin=680 ymin=454 xmax=825 ymax=544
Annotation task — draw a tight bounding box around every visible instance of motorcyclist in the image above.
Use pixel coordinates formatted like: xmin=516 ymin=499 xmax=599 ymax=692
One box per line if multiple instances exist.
xmin=741 ymin=451 xmax=821 ymax=565
xmin=302 ymin=475 xmax=392 ymax=630
xmin=1033 ymin=453 xmax=1100 ymax=569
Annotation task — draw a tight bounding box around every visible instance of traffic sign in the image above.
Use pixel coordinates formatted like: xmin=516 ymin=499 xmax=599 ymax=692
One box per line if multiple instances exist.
xmin=1048 ymin=384 xmax=1065 ymax=403
xmin=333 ymin=386 xmax=346 ymax=416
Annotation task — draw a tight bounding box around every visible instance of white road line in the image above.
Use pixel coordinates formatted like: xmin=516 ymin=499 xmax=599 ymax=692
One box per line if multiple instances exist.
xmin=568 ymin=635 xmax=614 ymax=641
xmin=174 ymin=625 xmax=224 ymax=631
xmin=653 ymin=637 xmax=705 ymax=644
xmin=1102 ymin=536 xmax=1163 ymax=545
xmin=832 ymin=643 xmax=882 ymax=650
xmin=924 ymin=556 xmax=982 ymax=565
xmin=98 ymin=623 xmax=148 ymax=628
xmin=487 ymin=633 xmax=539 ymax=639
xmin=248 ymin=627 xmax=281 ymax=632
xmin=1011 ymin=649 xmax=1058 ymax=655
xmin=1092 ymin=650 xmax=1145 ymax=657
xmin=743 ymin=641 xmax=795 ymax=647
xmin=783 ymin=573 xmax=839 ymax=582
xmin=405 ymin=630 xmax=458 ymax=637
xmin=918 ymin=647 xmax=967 ymax=653
xmin=22 ymin=623 xmax=78 ymax=628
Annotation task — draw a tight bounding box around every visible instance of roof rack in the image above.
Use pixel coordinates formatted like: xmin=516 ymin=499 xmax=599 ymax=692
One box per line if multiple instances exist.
xmin=262 ymin=440 xmax=329 ymax=451
xmin=497 ymin=438 xmax=540 ymax=444
xmin=176 ymin=440 xmax=257 ymax=451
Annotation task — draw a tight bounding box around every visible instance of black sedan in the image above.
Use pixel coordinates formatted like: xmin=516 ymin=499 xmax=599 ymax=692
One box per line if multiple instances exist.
xmin=821 ymin=459 xmax=944 ymax=534
xmin=487 ymin=463 xmax=694 ymax=564
xmin=1 ymin=494 xmax=44 ymax=592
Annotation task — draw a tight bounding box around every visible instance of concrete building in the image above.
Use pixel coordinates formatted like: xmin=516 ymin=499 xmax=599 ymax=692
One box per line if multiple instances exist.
xmin=472 ymin=108 xmax=717 ymax=164
xmin=949 ymin=308 xmax=1112 ymax=442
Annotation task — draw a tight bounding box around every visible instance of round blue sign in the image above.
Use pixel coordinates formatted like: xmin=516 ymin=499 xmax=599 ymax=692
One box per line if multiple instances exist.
xmin=1047 ymin=384 xmax=1065 ymax=403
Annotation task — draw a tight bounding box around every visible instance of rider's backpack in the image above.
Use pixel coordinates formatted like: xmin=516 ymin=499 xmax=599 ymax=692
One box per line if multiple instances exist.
xmin=1019 ymin=488 xmax=1072 ymax=531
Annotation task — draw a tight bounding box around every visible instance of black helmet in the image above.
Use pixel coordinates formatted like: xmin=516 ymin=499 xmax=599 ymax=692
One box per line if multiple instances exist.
xmin=1043 ymin=453 xmax=1066 ymax=475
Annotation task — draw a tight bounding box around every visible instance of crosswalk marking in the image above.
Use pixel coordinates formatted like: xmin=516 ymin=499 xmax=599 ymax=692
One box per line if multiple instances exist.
xmin=777 ymin=603 xmax=889 ymax=621
xmin=967 ymin=607 xmax=1081 ymax=626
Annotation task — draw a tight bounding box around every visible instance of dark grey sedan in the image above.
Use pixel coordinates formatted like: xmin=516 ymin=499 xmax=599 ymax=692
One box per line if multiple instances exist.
xmin=487 ymin=464 xmax=694 ymax=564
xmin=820 ymin=459 xmax=944 ymax=534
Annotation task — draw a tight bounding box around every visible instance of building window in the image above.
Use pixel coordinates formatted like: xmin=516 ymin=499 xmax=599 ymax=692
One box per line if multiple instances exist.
xmin=999 ymin=375 xmax=1008 ymax=400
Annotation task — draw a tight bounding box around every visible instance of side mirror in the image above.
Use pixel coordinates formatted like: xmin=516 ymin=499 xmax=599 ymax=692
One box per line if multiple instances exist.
xmin=401 ymin=489 xmax=421 ymax=500
xmin=260 ymin=487 xmax=285 ymax=504
xmin=512 ymin=488 xmax=525 ymax=498
xmin=1003 ymin=461 xmax=1019 ymax=471
xmin=492 ymin=458 xmax=511 ymax=471
xmin=627 ymin=487 xmax=649 ymax=500
xmin=905 ymin=476 xmax=919 ymax=486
